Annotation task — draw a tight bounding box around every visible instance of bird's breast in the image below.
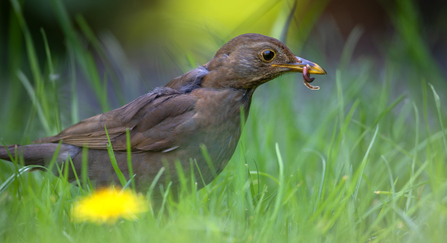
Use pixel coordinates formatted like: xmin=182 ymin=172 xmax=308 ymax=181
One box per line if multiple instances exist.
xmin=192 ymin=88 xmax=251 ymax=130
xmin=186 ymin=88 xmax=252 ymax=171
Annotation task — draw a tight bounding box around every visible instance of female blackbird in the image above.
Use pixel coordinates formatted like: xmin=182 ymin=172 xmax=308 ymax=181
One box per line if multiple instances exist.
xmin=0 ymin=33 xmax=326 ymax=199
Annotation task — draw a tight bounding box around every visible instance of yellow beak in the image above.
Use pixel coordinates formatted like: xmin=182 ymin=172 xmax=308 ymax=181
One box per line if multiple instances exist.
xmin=273 ymin=56 xmax=327 ymax=75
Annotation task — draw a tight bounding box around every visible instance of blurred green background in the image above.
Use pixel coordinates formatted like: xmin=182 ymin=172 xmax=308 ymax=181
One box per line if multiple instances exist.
xmin=1 ymin=0 xmax=447 ymax=242
xmin=1 ymin=0 xmax=446 ymax=142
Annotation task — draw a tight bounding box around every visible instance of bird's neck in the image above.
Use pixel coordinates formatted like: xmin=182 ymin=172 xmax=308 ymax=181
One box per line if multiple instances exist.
xmin=239 ymin=88 xmax=255 ymax=119
xmin=165 ymin=65 xmax=257 ymax=119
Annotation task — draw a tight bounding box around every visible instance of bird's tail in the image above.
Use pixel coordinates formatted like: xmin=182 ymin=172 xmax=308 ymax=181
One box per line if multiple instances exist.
xmin=0 ymin=144 xmax=80 ymax=165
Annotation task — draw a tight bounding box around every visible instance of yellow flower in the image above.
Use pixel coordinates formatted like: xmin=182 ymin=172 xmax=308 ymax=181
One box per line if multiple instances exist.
xmin=73 ymin=187 xmax=148 ymax=224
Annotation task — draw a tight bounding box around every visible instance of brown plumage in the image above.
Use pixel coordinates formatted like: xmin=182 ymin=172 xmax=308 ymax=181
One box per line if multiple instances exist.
xmin=0 ymin=33 xmax=326 ymax=200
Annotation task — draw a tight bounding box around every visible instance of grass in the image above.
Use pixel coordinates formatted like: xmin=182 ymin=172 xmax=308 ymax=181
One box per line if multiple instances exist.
xmin=1 ymin=0 xmax=447 ymax=242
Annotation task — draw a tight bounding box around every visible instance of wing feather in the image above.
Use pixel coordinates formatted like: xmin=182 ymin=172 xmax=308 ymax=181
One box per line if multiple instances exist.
xmin=34 ymin=87 xmax=199 ymax=152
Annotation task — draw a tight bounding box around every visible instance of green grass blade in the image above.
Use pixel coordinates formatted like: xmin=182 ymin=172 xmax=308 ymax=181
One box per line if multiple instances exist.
xmin=104 ymin=126 xmax=127 ymax=187
xmin=125 ymin=128 xmax=135 ymax=190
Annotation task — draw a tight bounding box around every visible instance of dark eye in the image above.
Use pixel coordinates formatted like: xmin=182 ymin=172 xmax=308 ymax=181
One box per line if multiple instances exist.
xmin=262 ymin=50 xmax=275 ymax=61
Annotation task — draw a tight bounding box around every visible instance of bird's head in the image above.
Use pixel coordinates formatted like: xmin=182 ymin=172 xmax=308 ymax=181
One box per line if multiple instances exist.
xmin=201 ymin=33 xmax=326 ymax=90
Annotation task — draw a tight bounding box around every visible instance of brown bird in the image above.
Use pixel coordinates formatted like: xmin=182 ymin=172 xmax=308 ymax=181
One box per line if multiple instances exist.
xmin=0 ymin=33 xmax=326 ymax=199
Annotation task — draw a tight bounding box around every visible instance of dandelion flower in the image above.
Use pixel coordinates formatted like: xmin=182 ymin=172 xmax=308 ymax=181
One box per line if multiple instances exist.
xmin=73 ymin=187 xmax=148 ymax=224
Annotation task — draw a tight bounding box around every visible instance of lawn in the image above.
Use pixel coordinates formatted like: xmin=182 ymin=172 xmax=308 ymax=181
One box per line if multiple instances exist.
xmin=1 ymin=0 xmax=446 ymax=242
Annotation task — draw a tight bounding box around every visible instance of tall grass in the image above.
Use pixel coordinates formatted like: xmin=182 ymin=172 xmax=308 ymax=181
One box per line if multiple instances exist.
xmin=1 ymin=0 xmax=447 ymax=242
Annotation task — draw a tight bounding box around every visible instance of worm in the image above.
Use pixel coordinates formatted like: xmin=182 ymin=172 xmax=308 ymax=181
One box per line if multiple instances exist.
xmin=303 ymin=65 xmax=319 ymax=90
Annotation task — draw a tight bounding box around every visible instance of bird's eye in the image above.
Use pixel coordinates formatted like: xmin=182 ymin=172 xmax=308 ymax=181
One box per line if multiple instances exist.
xmin=262 ymin=50 xmax=275 ymax=62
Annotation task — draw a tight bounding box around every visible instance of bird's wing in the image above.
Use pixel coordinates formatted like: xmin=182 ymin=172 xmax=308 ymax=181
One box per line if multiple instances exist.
xmin=34 ymin=87 xmax=199 ymax=152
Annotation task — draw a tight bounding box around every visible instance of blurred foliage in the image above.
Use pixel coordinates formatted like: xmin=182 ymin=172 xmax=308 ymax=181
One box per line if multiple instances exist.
xmin=1 ymin=0 xmax=447 ymax=241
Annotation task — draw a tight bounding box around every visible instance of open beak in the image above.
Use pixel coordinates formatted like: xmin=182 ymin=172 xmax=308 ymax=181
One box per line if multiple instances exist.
xmin=273 ymin=56 xmax=327 ymax=75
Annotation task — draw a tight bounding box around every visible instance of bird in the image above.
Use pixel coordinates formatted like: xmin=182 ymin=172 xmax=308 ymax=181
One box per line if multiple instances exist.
xmin=0 ymin=33 xmax=326 ymax=200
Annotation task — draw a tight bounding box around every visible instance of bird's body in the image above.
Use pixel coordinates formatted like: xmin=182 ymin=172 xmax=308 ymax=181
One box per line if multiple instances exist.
xmin=0 ymin=34 xmax=326 ymax=198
